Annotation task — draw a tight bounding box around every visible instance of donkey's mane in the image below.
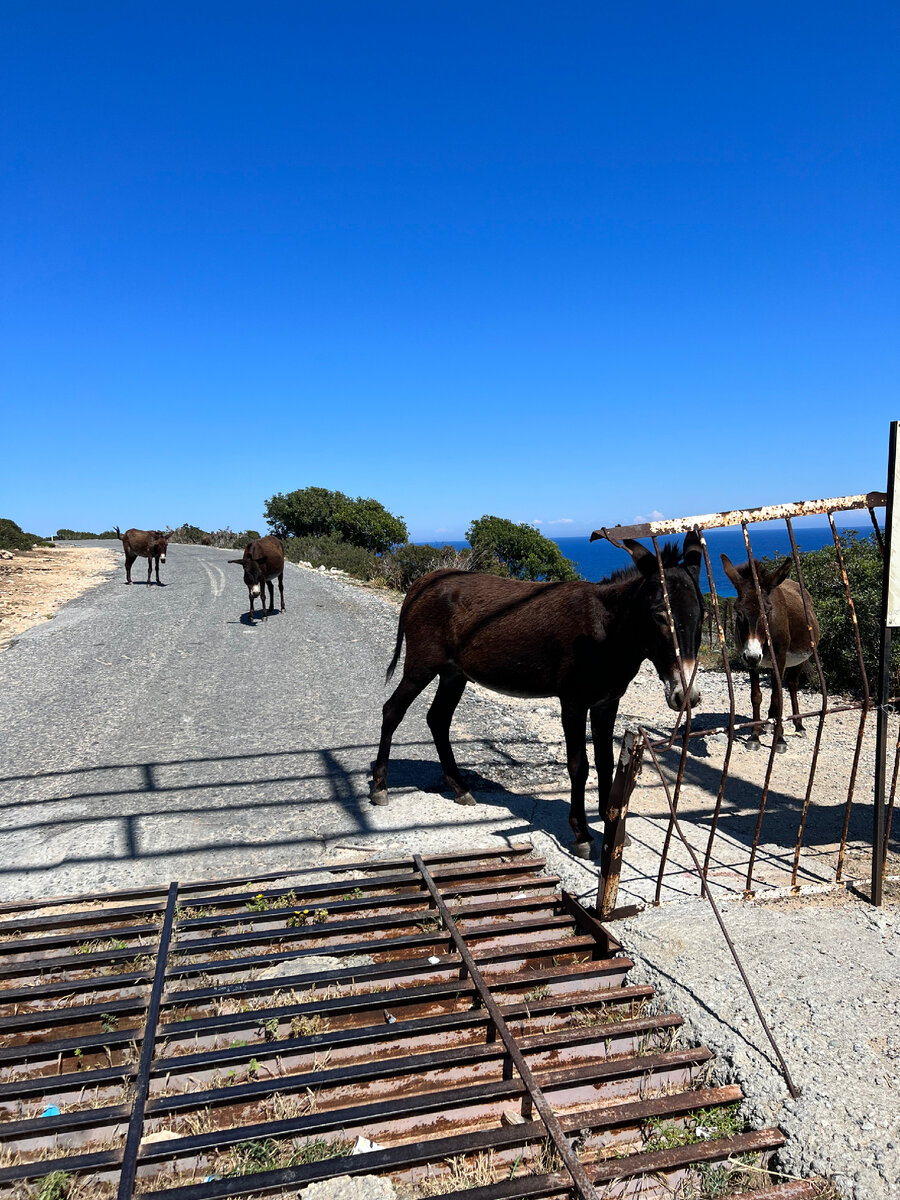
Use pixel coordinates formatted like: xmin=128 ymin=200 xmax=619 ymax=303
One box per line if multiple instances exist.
xmin=599 ymin=541 xmax=684 ymax=586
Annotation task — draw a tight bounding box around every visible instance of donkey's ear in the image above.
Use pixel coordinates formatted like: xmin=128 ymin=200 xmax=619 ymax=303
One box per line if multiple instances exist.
xmin=720 ymin=554 xmax=743 ymax=590
xmin=764 ymin=557 xmax=792 ymax=590
xmin=227 ymin=558 xmax=244 ymax=565
xmin=682 ymin=531 xmax=702 ymax=579
xmin=623 ymin=539 xmax=658 ymax=577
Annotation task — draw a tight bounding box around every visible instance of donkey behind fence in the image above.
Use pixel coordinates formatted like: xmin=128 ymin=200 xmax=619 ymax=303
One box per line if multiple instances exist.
xmin=371 ymin=533 xmax=705 ymax=857
xmin=721 ymin=554 xmax=820 ymax=752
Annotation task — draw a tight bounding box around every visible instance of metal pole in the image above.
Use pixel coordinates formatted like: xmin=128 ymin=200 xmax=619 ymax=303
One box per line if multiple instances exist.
xmin=873 ymin=422 xmax=899 ymax=905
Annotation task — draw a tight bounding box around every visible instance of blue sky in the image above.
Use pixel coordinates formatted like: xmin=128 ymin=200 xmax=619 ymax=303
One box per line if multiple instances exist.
xmin=2 ymin=3 xmax=898 ymax=541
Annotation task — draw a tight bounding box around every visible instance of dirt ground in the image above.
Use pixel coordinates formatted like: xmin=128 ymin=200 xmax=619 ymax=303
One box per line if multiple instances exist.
xmin=0 ymin=546 xmax=118 ymax=652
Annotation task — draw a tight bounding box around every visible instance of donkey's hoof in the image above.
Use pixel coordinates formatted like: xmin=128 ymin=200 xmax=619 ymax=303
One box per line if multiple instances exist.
xmin=794 ymin=727 xmax=807 ymax=739
xmin=371 ymin=790 xmax=390 ymax=806
xmin=775 ymin=739 xmax=788 ymax=754
xmin=573 ymin=840 xmax=593 ymax=860
xmin=746 ymin=738 xmax=760 ymax=751
xmin=454 ymin=792 xmax=477 ymax=806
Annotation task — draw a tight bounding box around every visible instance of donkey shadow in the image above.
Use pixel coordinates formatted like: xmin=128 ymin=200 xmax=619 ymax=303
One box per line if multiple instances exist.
xmin=372 ymin=755 xmax=591 ymax=854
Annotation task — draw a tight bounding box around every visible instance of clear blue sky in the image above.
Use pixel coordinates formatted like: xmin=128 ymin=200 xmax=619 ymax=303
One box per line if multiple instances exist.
xmin=2 ymin=3 xmax=897 ymax=541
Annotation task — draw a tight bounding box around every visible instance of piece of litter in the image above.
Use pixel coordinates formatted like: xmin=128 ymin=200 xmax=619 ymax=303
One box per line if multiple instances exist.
xmin=502 ymin=1109 xmax=526 ymax=1126
xmin=40 ymin=1105 xmax=60 ymax=1118
xmin=383 ymin=1009 xmax=396 ymax=1024
xmin=427 ymin=956 xmax=441 ymax=965
xmin=351 ymin=1135 xmax=385 ymax=1155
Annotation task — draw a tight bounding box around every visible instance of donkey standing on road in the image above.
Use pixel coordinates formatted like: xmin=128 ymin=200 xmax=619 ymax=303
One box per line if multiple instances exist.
xmin=721 ymin=555 xmax=820 ymax=752
xmin=229 ymin=536 xmax=286 ymax=623
xmin=371 ymin=534 xmax=705 ymax=857
xmin=116 ymin=527 xmax=172 ymax=586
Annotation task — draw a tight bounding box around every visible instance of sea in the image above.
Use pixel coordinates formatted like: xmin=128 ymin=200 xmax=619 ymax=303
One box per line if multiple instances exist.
xmin=420 ymin=517 xmax=875 ymax=598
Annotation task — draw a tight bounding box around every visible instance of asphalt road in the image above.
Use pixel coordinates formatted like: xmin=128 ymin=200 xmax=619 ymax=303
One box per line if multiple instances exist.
xmin=0 ymin=541 xmax=594 ymax=901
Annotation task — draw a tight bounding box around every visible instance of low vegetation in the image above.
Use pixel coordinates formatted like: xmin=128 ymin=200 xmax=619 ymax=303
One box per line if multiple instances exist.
xmin=55 ymin=528 xmax=117 ymax=540
xmin=1 ymin=518 xmax=52 ymax=551
xmin=264 ymin=486 xmax=407 ymax=553
xmin=168 ymin=525 xmax=261 ymax=549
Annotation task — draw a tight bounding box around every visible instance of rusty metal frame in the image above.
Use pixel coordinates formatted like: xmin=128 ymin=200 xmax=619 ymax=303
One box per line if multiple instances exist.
xmin=595 ymin=486 xmax=891 ymax=915
xmin=0 ymin=845 xmax=812 ymax=1198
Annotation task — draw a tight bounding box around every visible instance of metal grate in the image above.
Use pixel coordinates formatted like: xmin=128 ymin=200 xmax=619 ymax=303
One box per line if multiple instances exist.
xmin=0 ymin=846 xmax=815 ymax=1198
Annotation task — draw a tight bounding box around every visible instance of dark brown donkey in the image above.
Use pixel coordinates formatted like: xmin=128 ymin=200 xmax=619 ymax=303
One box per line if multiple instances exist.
xmin=229 ymin=536 xmax=286 ymax=622
xmin=721 ymin=555 xmax=820 ymax=752
xmin=372 ymin=534 xmax=705 ymax=857
xmin=115 ymin=527 xmax=171 ymax=585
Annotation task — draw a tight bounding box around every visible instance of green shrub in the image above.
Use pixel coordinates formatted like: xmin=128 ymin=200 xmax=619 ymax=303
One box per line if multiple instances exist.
xmin=170 ymin=523 xmax=206 ymax=544
xmin=374 ymin=542 xmax=471 ymax=591
xmin=265 ymin=486 xmax=407 ymax=552
xmin=56 ymin=528 xmax=119 ymax=540
xmin=466 ymin=515 xmax=580 ymax=582
xmin=1 ymin=519 xmax=50 ymax=551
xmin=788 ymin=531 xmax=894 ymax=696
xmin=283 ymin=534 xmax=378 ymax=580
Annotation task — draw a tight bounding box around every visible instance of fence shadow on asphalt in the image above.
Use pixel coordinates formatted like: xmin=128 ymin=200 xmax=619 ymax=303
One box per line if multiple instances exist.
xmin=0 ymin=724 xmax=892 ymax=899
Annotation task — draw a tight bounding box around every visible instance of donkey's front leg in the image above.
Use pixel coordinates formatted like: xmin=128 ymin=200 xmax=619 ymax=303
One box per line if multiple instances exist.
xmin=747 ymin=667 xmax=763 ymax=750
xmin=561 ymin=699 xmax=591 ymax=858
xmin=768 ymin=653 xmax=788 ymax=752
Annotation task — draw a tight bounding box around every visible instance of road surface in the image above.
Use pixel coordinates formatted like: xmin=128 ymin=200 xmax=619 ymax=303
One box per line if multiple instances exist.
xmin=0 ymin=541 xmax=590 ymax=901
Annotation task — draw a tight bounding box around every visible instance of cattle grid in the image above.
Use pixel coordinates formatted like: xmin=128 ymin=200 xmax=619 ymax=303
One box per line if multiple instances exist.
xmin=0 ymin=846 xmax=822 ymax=1198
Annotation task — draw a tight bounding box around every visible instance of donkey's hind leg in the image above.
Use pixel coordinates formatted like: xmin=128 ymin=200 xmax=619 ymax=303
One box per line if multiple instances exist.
xmin=784 ymin=664 xmax=806 ymax=735
xmin=427 ymin=672 xmax=474 ymax=805
xmin=371 ymin=667 xmax=436 ymax=805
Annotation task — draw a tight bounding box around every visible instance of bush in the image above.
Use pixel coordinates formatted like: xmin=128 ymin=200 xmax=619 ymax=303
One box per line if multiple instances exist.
xmin=56 ymin=528 xmax=101 ymax=540
xmin=265 ymin=487 xmax=348 ymax=540
xmin=466 ymin=515 xmax=580 ymax=582
xmin=170 ymin=524 xmax=206 ymax=544
xmin=333 ymin=497 xmax=408 ymax=554
xmin=265 ymin=487 xmax=407 ymax=552
xmin=1 ymin=519 xmax=50 ymax=551
xmin=283 ymin=534 xmax=378 ymax=580
xmin=375 ymin=543 xmax=471 ymax=591
xmin=787 ymin=531 xmax=895 ymax=697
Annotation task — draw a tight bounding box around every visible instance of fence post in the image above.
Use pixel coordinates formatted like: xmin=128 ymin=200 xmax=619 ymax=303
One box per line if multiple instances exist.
xmin=597 ymin=731 xmax=643 ymax=917
xmin=874 ymin=421 xmax=900 ymax=906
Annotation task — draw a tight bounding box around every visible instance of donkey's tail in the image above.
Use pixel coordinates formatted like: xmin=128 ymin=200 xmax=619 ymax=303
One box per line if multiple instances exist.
xmin=385 ymin=610 xmax=406 ymax=683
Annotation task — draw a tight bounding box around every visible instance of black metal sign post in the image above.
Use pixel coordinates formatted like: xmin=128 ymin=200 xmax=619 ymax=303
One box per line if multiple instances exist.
xmin=873 ymin=421 xmax=899 ymax=906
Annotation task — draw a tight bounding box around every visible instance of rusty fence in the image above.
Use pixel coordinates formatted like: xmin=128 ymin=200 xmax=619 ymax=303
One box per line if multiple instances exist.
xmin=591 ymin=487 xmax=900 ymax=916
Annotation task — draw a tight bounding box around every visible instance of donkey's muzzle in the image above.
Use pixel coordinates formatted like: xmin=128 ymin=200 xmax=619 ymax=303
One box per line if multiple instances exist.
xmin=665 ymin=662 xmax=701 ymax=711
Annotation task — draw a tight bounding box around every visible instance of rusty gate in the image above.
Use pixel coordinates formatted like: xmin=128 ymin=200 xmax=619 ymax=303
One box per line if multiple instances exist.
xmin=592 ymin=484 xmax=899 ymax=916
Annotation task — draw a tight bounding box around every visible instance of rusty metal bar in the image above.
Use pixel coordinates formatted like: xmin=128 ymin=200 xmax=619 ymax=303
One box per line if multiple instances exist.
xmin=698 ymin=527 xmax=738 ymax=894
xmin=742 ymin=523 xmax=786 ymax=893
xmin=650 ymin=535 xmax=695 ymax=904
xmin=592 ymin=490 xmax=886 ymax=542
xmin=784 ymin=515 xmax=830 ymax=887
xmin=873 ymin=423 xmax=899 ymax=905
xmin=116 ymin=880 xmax=178 ymax=1200
xmin=412 ymin=853 xmax=599 ymax=1200
xmin=638 ymin=734 xmax=800 ymax=1099
xmin=597 ymin=732 xmax=643 ymax=917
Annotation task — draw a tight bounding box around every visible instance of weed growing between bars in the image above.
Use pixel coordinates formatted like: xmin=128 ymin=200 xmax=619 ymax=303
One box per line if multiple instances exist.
xmin=215 ymin=1135 xmax=353 ymax=1176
